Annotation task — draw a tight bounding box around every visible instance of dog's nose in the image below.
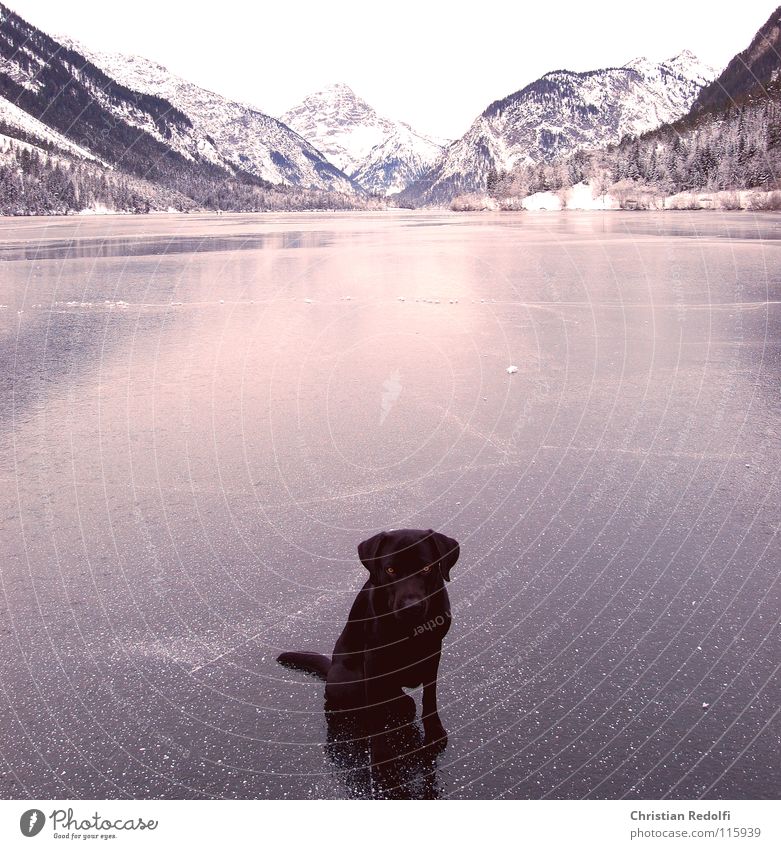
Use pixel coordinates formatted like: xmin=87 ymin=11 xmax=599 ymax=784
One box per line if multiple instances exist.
xmin=396 ymin=598 xmax=426 ymax=619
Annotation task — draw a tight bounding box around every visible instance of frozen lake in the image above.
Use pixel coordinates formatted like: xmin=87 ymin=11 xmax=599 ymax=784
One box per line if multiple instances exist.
xmin=0 ymin=211 xmax=779 ymax=799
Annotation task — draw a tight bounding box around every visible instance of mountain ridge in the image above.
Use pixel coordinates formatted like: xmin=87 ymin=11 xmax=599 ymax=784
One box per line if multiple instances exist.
xmin=399 ymin=51 xmax=716 ymax=206
xmin=486 ymin=10 xmax=781 ymax=211
xmin=691 ymin=5 xmax=781 ymax=113
xmin=58 ymin=39 xmax=359 ymax=194
xmin=0 ymin=1 xmax=775 ymax=214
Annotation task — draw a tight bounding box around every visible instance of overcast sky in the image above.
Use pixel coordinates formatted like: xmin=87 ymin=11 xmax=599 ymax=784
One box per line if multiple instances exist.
xmin=6 ymin=0 xmax=774 ymax=139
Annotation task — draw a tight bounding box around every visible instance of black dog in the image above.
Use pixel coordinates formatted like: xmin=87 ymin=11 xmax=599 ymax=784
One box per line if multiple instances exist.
xmin=278 ymin=528 xmax=459 ymax=758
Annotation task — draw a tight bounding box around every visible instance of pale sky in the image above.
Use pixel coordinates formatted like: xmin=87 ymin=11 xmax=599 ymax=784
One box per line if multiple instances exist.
xmin=6 ymin=0 xmax=774 ymax=139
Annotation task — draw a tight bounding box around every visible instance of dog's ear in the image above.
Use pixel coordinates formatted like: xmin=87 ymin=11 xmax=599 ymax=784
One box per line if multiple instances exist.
xmin=358 ymin=531 xmax=387 ymax=580
xmin=428 ymin=529 xmax=460 ymax=582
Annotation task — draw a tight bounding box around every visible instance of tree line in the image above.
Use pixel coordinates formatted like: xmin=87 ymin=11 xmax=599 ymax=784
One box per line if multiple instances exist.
xmin=0 ymin=142 xmax=383 ymax=215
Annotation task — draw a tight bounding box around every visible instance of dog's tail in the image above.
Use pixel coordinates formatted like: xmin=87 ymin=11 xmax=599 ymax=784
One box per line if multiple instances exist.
xmin=277 ymin=651 xmax=331 ymax=680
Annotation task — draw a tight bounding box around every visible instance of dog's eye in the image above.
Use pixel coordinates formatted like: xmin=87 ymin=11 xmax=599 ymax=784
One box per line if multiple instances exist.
xmin=386 ymin=567 xmax=395 ymax=575
xmin=422 ymin=565 xmax=431 ymax=574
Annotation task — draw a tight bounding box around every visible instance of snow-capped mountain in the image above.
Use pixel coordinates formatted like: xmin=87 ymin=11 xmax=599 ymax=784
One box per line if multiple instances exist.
xmin=0 ymin=2 xmax=218 ymax=181
xmin=62 ymin=41 xmax=358 ymax=194
xmin=400 ymin=51 xmax=716 ymax=206
xmin=281 ymin=84 xmax=446 ymax=194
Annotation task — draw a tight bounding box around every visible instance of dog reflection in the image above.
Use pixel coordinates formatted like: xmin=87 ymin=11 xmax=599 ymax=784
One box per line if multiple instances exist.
xmin=324 ymin=706 xmax=443 ymax=799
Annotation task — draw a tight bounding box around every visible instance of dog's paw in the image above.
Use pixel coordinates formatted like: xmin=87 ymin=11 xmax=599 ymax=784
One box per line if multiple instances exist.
xmin=423 ymin=718 xmax=448 ymax=751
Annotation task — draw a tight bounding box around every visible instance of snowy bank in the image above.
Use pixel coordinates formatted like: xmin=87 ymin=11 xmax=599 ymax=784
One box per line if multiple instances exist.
xmin=451 ymin=181 xmax=781 ymax=213
xmin=522 ymin=182 xmax=620 ymax=211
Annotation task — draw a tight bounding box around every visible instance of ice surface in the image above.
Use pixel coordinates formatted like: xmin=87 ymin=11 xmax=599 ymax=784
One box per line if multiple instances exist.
xmin=0 ymin=211 xmax=778 ymax=800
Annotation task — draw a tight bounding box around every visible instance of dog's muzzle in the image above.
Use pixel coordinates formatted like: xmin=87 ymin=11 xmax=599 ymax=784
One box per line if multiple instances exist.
xmin=394 ymin=598 xmax=427 ymax=623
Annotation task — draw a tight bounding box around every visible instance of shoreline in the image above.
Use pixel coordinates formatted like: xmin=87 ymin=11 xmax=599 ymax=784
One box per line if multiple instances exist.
xmin=1 ymin=205 xmax=780 ymax=220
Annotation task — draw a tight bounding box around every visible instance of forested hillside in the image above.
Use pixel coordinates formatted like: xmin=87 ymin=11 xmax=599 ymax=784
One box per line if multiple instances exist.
xmin=491 ymin=89 xmax=780 ymax=204
xmin=0 ymin=141 xmax=379 ymax=215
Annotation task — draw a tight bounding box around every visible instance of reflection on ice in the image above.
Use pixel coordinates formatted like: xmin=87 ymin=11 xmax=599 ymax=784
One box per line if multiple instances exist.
xmin=0 ymin=211 xmax=778 ymax=800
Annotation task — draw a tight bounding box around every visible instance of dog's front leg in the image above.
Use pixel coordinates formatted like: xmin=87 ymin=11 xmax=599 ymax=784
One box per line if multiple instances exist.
xmin=422 ymin=650 xmax=447 ymax=749
xmin=363 ymin=649 xmax=394 ymax=765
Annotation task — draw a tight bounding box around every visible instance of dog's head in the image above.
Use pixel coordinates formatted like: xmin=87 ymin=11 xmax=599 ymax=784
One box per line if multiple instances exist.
xmin=357 ymin=528 xmax=460 ymax=625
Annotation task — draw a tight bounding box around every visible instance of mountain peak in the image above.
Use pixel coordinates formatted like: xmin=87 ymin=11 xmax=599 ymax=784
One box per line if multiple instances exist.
xmin=665 ymin=49 xmax=717 ymax=84
xmin=314 ymin=82 xmax=357 ymax=96
xmin=280 ymin=86 xmax=445 ymax=194
xmin=283 ymin=83 xmax=378 ymax=134
xmin=300 ymin=82 xmax=369 ymax=109
xmin=670 ymin=48 xmax=698 ymax=62
xmin=621 ymin=51 xmax=715 ymax=87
